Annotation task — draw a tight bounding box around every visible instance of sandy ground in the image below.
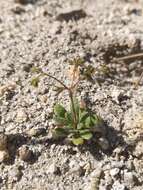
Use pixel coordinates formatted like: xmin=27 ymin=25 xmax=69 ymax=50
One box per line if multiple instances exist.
xmin=0 ymin=0 xmax=143 ymax=189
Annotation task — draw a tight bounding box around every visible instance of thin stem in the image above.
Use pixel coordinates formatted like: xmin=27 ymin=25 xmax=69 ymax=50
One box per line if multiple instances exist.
xmin=39 ymin=70 xmax=78 ymax=129
xmin=71 ymin=65 xmax=77 ymax=87
xmin=71 ymin=80 xmax=79 ymax=92
xmin=40 ymin=72 xmax=69 ymax=90
xmin=69 ymin=90 xmax=77 ymax=129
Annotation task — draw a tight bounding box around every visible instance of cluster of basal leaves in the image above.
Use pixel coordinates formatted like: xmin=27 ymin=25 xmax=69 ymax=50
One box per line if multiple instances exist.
xmin=53 ymin=99 xmax=103 ymax=145
xmin=31 ymin=58 xmax=104 ymax=145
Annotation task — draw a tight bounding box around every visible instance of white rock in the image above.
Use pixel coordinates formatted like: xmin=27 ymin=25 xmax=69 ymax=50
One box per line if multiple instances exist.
xmin=9 ymin=167 xmax=22 ymax=182
xmin=111 ymin=87 xmax=124 ymax=104
xmin=98 ymin=137 xmax=109 ymax=150
xmin=27 ymin=128 xmax=46 ymax=137
xmin=134 ymin=141 xmax=143 ymax=157
xmin=110 ymin=168 xmax=120 ymax=178
xmin=69 ymin=160 xmax=78 ymax=169
xmin=18 ymin=145 xmax=33 ymax=162
xmin=86 ymin=169 xmax=103 ymax=190
xmin=49 ymin=21 xmax=61 ymax=35
xmin=112 ymin=181 xmax=126 ymax=190
xmin=47 ymin=163 xmax=58 ymax=174
xmin=111 ymin=161 xmax=124 ymax=168
xmin=15 ymin=109 xmax=28 ymax=123
xmin=0 ymin=150 xmax=9 ymax=162
xmin=68 ymin=160 xmax=84 ymax=175
xmin=0 ymin=83 xmax=16 ymax=97
xmin=124 ymin=171 xmax=135 ymax=188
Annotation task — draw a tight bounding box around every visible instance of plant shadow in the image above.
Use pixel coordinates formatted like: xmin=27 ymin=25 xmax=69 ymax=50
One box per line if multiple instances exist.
xmin=4 ymin=125 xmax=129 ymax=164
xmin=80 ymin=123 xmax=127 ymax=161
xmin=35 ymin=123 xmax=128 ymax=161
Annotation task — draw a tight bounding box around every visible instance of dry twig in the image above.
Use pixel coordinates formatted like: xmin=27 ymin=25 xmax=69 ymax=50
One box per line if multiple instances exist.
xmin=114 ymin=52 xmax=143 ymax=87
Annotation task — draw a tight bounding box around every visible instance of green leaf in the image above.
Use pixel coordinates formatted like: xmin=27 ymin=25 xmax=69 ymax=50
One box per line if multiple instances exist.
xmin=65 ymin=112 xmax=73 ymax=126
xmin=85 ymin=114 xmax=101 ymax=127
xmin=79 ymin=110 xmax=88 ymax=123
xmin=86 ymin=65 xmax=95 ymax=74
xmin=54 ymin=104 xmax=67 ymax=118
xmin=92 ymin=114 xmax=103 ymax=125
xmin=81 ymin=65 xmax=95 ymax=82
xmin=31 ymin=77 xmax=40 ymax=87
xmin=53 ymin=127 xmax=68 ymax=138
xmin=79 ymin=130 xmax=93 ymax=140
xmin=69 ymin=58 xmax=84 ymax=67
xmin=54 ymin=116 xmax=67 ymax=126
xmin=72 ymin=137 xmax=84 ymax=145
xmin=31 ymin=67 xmax=42 ymax=73
xmin=100 ymin=64 xmax=110 ymax=76
xmin=77 ymin=123 xmax=85 ymax=129
xmin=53 ymin=105 xmax=74 ymax=126
xmin=85 ymin=116 xmax=91 ymax=128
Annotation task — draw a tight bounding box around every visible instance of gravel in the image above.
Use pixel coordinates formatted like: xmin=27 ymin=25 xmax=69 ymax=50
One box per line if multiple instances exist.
xmin=0 ymin=0 xmax=143 ymax=189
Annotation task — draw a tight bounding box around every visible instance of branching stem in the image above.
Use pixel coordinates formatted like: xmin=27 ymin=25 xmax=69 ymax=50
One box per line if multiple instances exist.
xmin=39 ymin=71 xmax=78 ymax=129
xmin=40 ymin=72 xmax=69 ymax=90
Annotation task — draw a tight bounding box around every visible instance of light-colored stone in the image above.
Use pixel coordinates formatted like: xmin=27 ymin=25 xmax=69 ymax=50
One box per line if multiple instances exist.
xmin=134 ymin=141 xmax=143 ymax=158
xmin=38 ymin=95 xmax=48 ymax=103
xmin=46 ymin=163 xmax=58 ymax=174
xmin=98 ymin=137 xmax=110 ymax=150
xmin=124 ymin=171 xmax=135 ymax=188
xmin=110 ymin=168 xmax=120 ymax=178
xmin=0 ymin=150 xmax=9 ymax=162
xmin=69 ymin=160 xmax=81 ymax=173
xmin=15 ymin=109 xmax=28 ymax=123
xmin=112 ymin=181 xmax=126 ymax=190
xmin=9 ymin=167 xmax=23 ymax=182
xmin=18 ymin=145 xmax=33 ymax=162
xmin=89 ymin=169 xmax=103 ymax=190
xmin=0 ymin=83 xmax=16 ymax=97
xmin=27 ymin=128 xmax=46 ymax=137
xmin=111 ymin=87 xmax=124 ymax=104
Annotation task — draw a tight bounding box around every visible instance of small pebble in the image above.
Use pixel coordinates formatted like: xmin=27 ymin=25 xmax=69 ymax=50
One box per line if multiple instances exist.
xmin=110 ymin=168 xmax=120 ymax=178
xmin=98 ymin=137 xmax=110 ymax=150
xmin=46 ymin=163 xmax=60 ymax=175
xmin=0 ymin=83 xmax=16 ymax=97
xmin=89 ymin=169 xmax=103 ymax=190
xmin=9 ymin=167 xmax=23 ymax=182
xmin=18 ymin=145 xmax=33 ymax=162
xmin=124 ymin=170 xmax=135 ymax=188
xmin=112 ymin=180 xmax=126 ymax=190
xmin=27 ymin=128 xmax=46 ymax=137
xmin=133 ymin=141 xmax=143 ymax=157
xmin=38 ymin=95 xmax=48 ymax=103
xmin=15 ymin=109 xmax=28 ymax=123
xmin=0 ymin=150 xmax=9 ymax=162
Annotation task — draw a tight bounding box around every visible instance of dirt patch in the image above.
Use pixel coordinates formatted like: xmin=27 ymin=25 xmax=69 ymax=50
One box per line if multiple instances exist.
xmin=0 ymin=0 xmax=143 ymax=189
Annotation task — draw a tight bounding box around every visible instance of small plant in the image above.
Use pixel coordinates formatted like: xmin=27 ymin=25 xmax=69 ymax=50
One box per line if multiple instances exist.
xmin=31 ymin=58 xmax=103 ymax=145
